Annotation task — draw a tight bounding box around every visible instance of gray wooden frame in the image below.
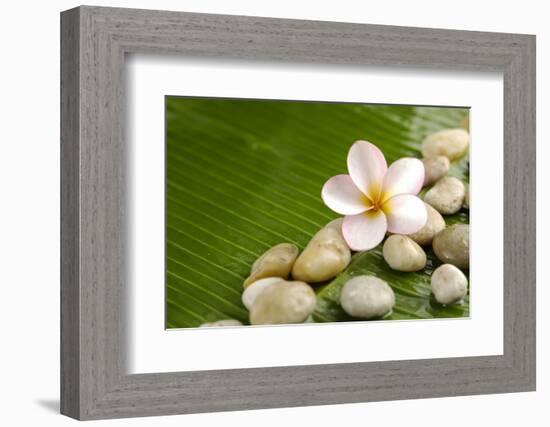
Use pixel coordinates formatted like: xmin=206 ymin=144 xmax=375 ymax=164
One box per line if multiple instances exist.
xmin=60 ymin=5 xmax=536 ymax=420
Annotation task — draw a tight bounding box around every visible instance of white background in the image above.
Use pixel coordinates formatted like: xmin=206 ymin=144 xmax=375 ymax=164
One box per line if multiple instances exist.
xmin=129 ymin=57 xmax=503 ymax=373
xmin=0 ymin=0 xmax=546 ymax=426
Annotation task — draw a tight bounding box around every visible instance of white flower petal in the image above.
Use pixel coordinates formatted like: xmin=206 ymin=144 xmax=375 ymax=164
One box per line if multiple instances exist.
xmin=381 ymin=158 xmax=424 ymax=201
xmin=383 ymin=194 xmax=427 ymax=235
xmin=347 ymin=140 xmax=387 ymax=201
xmin=321 ymin=174 xmax=371 ymax=215
xmin=342 ymin=210 xmax=387 ymax=251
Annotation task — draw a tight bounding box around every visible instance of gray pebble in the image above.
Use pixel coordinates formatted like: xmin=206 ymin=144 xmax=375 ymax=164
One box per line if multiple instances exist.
xmin=340 ymin=276 xmax=395 ymax=319
xmin=432 ymin=224 xmax=470 ymax=269
xmin=422 ymin=156 xmax=450 ymax=186
xmin=424 ymin=176 xmax=465 ymax=215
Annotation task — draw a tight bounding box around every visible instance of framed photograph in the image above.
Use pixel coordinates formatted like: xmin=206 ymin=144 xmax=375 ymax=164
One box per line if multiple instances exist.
xmin=60 ymin=6 xmax=536 ymax=420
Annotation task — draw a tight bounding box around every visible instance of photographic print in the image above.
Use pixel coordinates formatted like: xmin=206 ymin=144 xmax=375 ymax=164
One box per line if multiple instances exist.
xmin=165 ymin=97 xmax=470 ymax=328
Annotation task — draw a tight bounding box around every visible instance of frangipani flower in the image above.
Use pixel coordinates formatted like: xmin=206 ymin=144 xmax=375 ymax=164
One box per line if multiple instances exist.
xmin=322 ymin=141 xmax=427 ymax=251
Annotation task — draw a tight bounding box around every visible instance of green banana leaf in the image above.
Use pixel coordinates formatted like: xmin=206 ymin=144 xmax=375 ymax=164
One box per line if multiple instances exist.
xmin=166 ymin=97 xmax=469 ymax=328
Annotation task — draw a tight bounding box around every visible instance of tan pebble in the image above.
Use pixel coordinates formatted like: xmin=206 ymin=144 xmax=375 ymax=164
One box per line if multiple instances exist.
xmin=199 ymin=319 xmax=243 ymax=328
xmin=463 ymin=183 xmax=470 ymax=209
xmin=408 ymin=203 xmax=446 ymax=246
xmin=421 ymin=128 xmax=469 ymax=161
xmin=241 ymin=277 xmax=283 ymax=310
xmin=461 ymin=115 xmax=470 ymax=131
xmin=243 ymin=243 xmax=299 ymax=288
xmin=324 ymin=217 xmax=344 ymax=233
xmin=250 ymin=281 xmax=316 ymax=325
xmin=382 ymin=235 xmax=427 ymax=272
xmin=431 ymin=264 xmax=468 ymax=304
xmin=292 ymin=221 xmax=351 ymax=283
